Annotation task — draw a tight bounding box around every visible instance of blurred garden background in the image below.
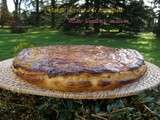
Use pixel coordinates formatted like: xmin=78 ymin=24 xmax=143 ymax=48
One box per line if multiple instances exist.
xmin=1 ymin=0 xmax=160 ymax=120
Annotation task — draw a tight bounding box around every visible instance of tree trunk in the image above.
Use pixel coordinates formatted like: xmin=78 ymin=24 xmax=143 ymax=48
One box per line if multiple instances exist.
xmin=15 ymin=3 xmax=18 ymax=17
xmin=35 ymin=0 xmax=40 ymax=26
xmin=156 ymin=12 xmax=160 ymax=37
xmin=18 ymin=0 xmax=22 ymax=15
xmin=93 ymin=1 xmax=100 ymax=33
xmin=84 ymin=0 xmax=89 ymax=30
xmin=12 ymin=0 xmax=24 ymax=33
xmin=51 ymin=0 xmax=55 ymax=28
xmin=0 ymin=0 xmax=9 ymax=27
xmin=13 ymin=0 xmax=22 ymax=19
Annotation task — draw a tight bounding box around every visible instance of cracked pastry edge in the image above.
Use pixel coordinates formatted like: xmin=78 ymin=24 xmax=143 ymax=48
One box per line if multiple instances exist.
xmin=12 ymin=64 xmax=147 ymax=92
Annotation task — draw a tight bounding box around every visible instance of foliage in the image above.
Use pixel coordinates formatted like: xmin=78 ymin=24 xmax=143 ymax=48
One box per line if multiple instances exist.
xmin=10 ymin=25 xmax=28 ymax=33
xmin=154 ymin=11 xmax=160 ymax=37
xmin=124 ymin=0 xmax=152 ymax=33
xmin=0 ymin=0 xmax=156 ymax=33
xmin=0 ymin=0 xmax=11 ymax=27
xmin=154 ymin=0 xmax=160 ymax=37
xmin=1 ymin=88 xmax=160 ymax=120
xmin=60 ymin=0 xmax=154 ymax=33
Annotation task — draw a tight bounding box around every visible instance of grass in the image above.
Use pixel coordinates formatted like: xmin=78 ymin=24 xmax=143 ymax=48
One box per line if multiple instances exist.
xmin=0 ymin=29 xmax=160 ymax=65
xmin=0 ymin=28 xmax=160 ymax=120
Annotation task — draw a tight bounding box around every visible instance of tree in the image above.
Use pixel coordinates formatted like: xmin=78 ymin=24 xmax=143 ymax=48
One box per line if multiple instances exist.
xmin=11 ymin=0 xmax=30 ymax=33
xmin=51 ymin=0 xmax=56 ymax=28
xmin=144 ymin=6 xmax=155 ymax=32
xmin=0 ymin=0 xmax=10 ymax=28
xmin=13 ymin=0 xmax=23 ymax=18
xmin=154 ymin=0 xmax=160 ymax=36
xmin=25 ymin=0 xmax=47 ymax=26
xmin=35 ymin=0 xmax=40 ymax=26
xmin=123 ymin=0 xmax=147 ymax=33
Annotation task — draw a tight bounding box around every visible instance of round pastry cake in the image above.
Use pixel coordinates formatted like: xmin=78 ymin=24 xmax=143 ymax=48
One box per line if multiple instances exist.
xmin=12 ymin=45 xmax=147 ymax=92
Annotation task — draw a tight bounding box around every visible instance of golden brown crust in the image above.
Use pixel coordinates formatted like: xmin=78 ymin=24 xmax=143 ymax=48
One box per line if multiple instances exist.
xmin=13 ymin=45 xmax=145 ymax=74
xmin=13 ymin=45 xmax=147 ymax=92
xmin=12 ymin=64 xmax=147 ymax=92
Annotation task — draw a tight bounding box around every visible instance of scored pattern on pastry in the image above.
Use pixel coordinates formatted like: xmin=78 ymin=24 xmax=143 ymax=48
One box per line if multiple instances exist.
xmin=12 ymin=45 xmax=147 ymax=92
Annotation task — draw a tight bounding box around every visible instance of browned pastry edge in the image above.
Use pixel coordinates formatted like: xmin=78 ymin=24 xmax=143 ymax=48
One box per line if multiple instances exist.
xmin=12 ymin=64 xmax=147 ymax=92
xmin=12 ymin=45 xmax=145 ymax=76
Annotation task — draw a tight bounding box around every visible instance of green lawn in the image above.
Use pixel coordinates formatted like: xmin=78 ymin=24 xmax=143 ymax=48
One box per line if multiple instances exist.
xmin=0 ymin=29 xmax=160 ymax=66
xmin=1 ymin=29 xmax=160 ymax=120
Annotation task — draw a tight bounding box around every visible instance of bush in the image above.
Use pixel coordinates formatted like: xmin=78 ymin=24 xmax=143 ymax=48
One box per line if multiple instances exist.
xmin=10 ymin=19 xmax=28 ymax=33
xmin=11 ymin=26 xmax=28 ymax=33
